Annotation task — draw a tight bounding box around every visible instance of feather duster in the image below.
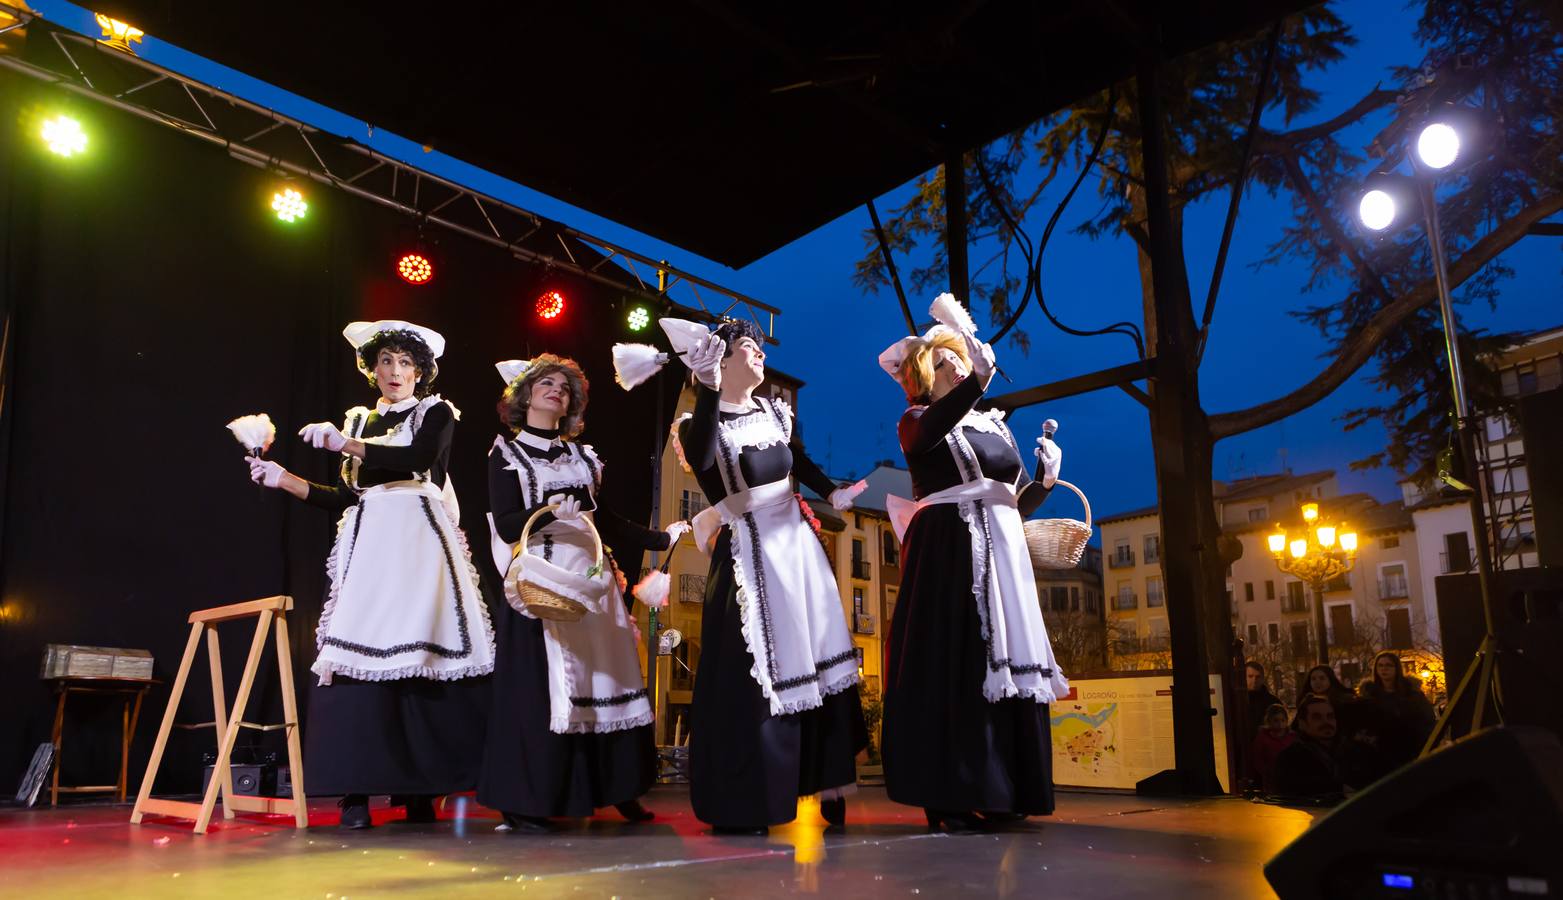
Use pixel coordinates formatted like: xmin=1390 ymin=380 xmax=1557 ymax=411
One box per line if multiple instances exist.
xmin=633 ymin=569 xmax=671 ymax=609
xmin=612 ymin=342 xmax=671 ymax=390
xmin=226 ymin=413 xmax=276 ymax=457
xmin=929 ymin=291 xmax=978 ymax=335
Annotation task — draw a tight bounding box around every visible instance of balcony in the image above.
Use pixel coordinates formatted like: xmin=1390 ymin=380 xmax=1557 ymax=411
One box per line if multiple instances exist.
xmin=1280 ymin=595 xmax=1310 ymax=615
xmin=1143 ymin=546 xmax=1160 ymax=564
xmin=850 ymin=559 xmax=871 ymax=581
xmin=1108 ymin=550 xmax=1136 ymax=569
xmin=1439 ymin=550 xmax=1473 ymax=574
xmin=853 ymin=613 xmax=875 ymax=635
xmin=1377 ymin=577 xmax=1410 ymax=601
xmin=1112 ymin=592 xmax=1138 ymax=611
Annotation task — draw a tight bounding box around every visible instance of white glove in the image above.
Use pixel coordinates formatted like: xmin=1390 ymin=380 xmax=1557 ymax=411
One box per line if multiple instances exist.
xmin=829 ymin=487 xmax=855 ymax=512
xmin=548 ymin=493 xmax=583 ymax=521
xmin=963 ymin=333 xmax=996 ymax=387
xmin=664 ymin=520 xmax=692 ymax=544
xmin=298 ymin=422 xmax=348 ymax=453
xmin=685 ymin=335 xmax=726 ymax=391
xmin=1035 ymin=436 xmax=1063 ymax=489
xmin=246 ymin=456 xmax=287 ymax=489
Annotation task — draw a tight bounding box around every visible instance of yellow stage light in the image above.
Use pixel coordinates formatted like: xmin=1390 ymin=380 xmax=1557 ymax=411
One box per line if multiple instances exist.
xmin=271 ymin=187 xmax=308 ymax=223
xmin=41 ymin=115 xmax=87 ymax=157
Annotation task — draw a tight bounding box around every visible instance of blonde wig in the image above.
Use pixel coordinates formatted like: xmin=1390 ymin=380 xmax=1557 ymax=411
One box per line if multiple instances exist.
xmin=896 ymin=331 xmax=971 ymax=403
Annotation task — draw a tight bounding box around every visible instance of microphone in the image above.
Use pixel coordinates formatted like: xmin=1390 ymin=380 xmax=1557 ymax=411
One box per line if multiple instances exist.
xmin=1042 ymin=418 xmax=1058 ymax=439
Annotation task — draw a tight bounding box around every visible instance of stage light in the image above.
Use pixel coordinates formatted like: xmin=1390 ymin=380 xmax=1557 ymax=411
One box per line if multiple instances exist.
xmin=627 ymin=304 xmax=651 ymax=331
xmin=271 ymin=187 xmax=308 ymax=223
xmin=1416 ymin=122 xmax=1460 ymax=170
xmin=397 ymin=252 xmax=434 ymax=285
xmin=41 ymin=115 xmax=87 ymax=157
xmin=1359 ymin=189 xmax=1396 ymax=231
xmin=536 ymin=290 xmax=566 ymax=321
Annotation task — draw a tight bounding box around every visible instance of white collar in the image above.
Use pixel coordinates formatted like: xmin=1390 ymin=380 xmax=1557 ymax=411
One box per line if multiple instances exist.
xmin=516 ymin=430 xmax=563 ymax=451
xmin=376 ymin=396 xmax=420 ymax=415
xmin=719 ymin=398 xmax=761 ymax=414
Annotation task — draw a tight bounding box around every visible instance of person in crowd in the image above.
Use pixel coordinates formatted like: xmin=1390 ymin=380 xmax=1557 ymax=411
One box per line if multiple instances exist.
xmin=1273 ymin=694 xmax=1346 ymax=802
xmin=244 ymin=320 xmax=494 ymax=829
xmin=478 ymin=355 xmax=689 ymax=832
xmin=1248 ymin=702 xmax=1296 ymax=794
xmin=1357 ymin=650 xmax=1437 ymax=767
xmin=1245 ymin=661 xmax=1281 ymax=745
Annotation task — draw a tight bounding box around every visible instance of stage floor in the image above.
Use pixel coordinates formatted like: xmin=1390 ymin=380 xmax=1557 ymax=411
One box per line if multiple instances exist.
xmin=0 ymin=786 xmax=1316 ymax=898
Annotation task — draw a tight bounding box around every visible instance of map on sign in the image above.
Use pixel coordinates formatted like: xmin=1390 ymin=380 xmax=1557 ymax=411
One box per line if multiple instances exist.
xmin=1050 ymin=703 xmax=1119 ymax=775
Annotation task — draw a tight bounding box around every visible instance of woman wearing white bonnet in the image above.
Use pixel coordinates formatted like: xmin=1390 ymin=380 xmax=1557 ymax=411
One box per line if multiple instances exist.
xmin=244 ymin=320 xmax=494 ymax=829
xmin=614 ymin=317 xmax=867 ymax=834
xmin=876 ymin=296 xmax=1068 ymax=832
xmin=477 ymin=354 xmax=689 ymax=833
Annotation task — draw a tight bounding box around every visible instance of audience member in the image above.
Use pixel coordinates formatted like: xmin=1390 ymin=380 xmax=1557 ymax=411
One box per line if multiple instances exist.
xmin=1273 ymin=694 xmax=1345 ymax=801
xmin=1247 ymin=703 xmax=1295 ymax=794
xmin=1357 ymin=650 xmax=1437 ymax=767
xmin=1245 ymin=661 xmax=1281 ymax=745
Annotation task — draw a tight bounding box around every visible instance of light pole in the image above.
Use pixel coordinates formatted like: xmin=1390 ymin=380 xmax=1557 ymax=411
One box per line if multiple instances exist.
xmin=1356 ymin=109 xmax=1504 ymax=749
xmin=1267 ymin=502 xmax=1359 ymax=665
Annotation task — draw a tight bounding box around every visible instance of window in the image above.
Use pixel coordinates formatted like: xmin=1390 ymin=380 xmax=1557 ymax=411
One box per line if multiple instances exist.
xmin=851 ymin=539 xmax=869 ymax=580
xmin=1070 ymin=587 xmax=1080 ymax=611
xmin=1264 ymin=580 xmax=1275 ymax=600
xmin=1283 ymin=581 xmax=1307 ymax=613
xmin=1111 ymin=540 xmax=1134 ymax=568
xmin=1115 ymin=581 xmax=1136 ymax=610
xmin=1290 ymin=622 xmax=1311 ymax=654
xmin=1386 ymin=608 xmax=1413 ymax=649
xmin=1381 ymin=535 xmax=1400 ymax=550
xmin=1248 ymin=506 xmax=1268 ymax=523
xmin=1143 ymin=534 xmax=1160 ymax=562
xmin=1246 ymin=623 xmax=1260 ymax=647
xmin=678 ymin=573 xmax=707 ymax=604
xmin=679 ymin=489 xmax=708 ymax=521
xmin=1244 ymin=583 xmax=1255 ymax=603
xmin=885 ymin=587 xmax=898 ymax=624
xmin=1050 ymin=586 xmax=1070 ymax=612
xmin=1380 ymin=563 xmax=1409 ymax=600
xmin=1328 ymin=605 xmax=1355 ymax=645
xmin=1145 ymin=576 xmax=1164 ymax=607
xmin=852 ymin=587 xmax=865 ymax=615
xmin=1267 ymin=623 xmax=1281 ymax=645
xmin=882 ymin=531 xmax=899 ymax=567
xmin=1085 ymin=590 xmax=1098 ymax=614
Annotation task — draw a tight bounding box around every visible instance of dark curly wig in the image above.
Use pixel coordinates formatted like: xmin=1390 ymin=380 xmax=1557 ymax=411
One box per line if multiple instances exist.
xmin=358 ymin=329 xmax=437 ymax=397
xmin=712 ymin=319 xmax=766 ymax=358
xmin=497 ymin=354 xmax=590 ymax=438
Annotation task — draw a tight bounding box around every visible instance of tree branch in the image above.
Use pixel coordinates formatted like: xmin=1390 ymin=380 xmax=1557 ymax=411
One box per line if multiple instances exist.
xmin=1255 ymin=88 xmax=1399 ymax=151
xmin=1209 ymin=191 xmax=1563 ymax=440
xmin=1278 ymin=152 xmax=1396 ymax=302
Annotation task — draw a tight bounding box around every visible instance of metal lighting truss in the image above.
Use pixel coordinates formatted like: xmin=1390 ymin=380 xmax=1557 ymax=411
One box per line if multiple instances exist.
xmin=0 ymin=4 xmax=779 ymax=336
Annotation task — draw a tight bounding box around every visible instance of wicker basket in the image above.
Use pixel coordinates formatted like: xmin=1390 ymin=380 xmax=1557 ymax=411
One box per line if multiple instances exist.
xmin=1023 ymin=479 xmax=1093 ymax=570
xmin=512 ymin=504 xmax=607 ymax=622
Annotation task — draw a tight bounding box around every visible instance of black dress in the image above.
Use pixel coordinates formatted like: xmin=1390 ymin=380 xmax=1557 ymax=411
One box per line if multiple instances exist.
xmin=679 ymin=387 xmax=868 ymax=828
xmin=881 ymin=375 xmax=1057 ymax=815
xmin=477 ymin=425 xmax=666 ymax=817
xmin=299 ymin=400 xmax=491 ymax=797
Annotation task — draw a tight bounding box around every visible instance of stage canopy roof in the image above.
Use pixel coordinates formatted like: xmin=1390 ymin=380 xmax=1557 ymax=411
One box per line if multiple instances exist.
xmin=94 ymin=1 xmax=1310 ymax=267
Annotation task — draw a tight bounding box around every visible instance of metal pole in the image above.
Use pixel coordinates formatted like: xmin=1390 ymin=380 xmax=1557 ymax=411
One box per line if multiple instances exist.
xmin=1312 ymin=585 xmax=1329 ymax=665
xmin=646 ymin=371 xmax=665 ymax=742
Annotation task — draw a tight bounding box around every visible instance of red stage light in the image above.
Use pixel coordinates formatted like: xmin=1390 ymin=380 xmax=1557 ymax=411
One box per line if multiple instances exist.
xmin=397 ymin=252 xmax=434 ymax=285
xmin=536 ymin=290 xmax=566 ymax=320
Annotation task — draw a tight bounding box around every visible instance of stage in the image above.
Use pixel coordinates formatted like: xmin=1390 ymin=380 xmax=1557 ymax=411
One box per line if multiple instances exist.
xmin=0 ymin=786 xmax=1315 ymax=898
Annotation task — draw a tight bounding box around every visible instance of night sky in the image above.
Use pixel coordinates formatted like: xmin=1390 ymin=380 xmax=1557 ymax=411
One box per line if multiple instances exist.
xmin=32 ymin=0 xmax=1561 ymax=526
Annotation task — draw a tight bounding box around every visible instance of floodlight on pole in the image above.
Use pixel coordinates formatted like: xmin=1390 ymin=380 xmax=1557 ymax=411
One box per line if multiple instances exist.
xmin=1359 ymin=189 xmax=1397 ymax=231
xmin=1416 ymin=122 xmax=1461 ymax=170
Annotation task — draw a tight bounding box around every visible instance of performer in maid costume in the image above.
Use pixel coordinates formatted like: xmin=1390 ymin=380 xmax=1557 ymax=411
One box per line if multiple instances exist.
xmin=877 ymin=295 xmax=1068 ymax=833
xmin=478 ymin=354 xmax=689 ymax=832
xmin=244 ymin=320 xmax=495 ymax=829
xmin=612 ymin=318 xmax=867 ymax=834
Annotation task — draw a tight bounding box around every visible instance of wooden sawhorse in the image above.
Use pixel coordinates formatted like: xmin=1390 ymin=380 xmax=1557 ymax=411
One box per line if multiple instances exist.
xmin=130 ymin=595 xmax=307 ymax=833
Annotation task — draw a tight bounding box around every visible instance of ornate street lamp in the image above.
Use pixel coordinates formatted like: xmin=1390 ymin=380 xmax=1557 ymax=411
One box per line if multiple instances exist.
xmin=1268 ymin=502 xmax=1359 ymax=665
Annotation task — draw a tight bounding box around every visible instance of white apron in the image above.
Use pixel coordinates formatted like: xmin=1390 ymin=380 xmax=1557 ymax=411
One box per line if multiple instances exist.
xmin=886 ymin=408 xmax=1069 ymax=704
xmin=313 ymin=395 xmax=496 ymax=685
xmin=487 ymin=436 xmax=653 ymax=735
xmin=684 ymin=397 xmax=859 ymax=717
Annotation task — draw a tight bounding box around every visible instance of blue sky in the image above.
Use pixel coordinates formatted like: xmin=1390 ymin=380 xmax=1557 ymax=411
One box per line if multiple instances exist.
xmin=31 ymin=1 xmax=1560 ymax=524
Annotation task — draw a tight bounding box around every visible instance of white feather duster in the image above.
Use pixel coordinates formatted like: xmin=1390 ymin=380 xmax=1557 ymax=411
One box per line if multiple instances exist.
xmin=226 ymin=413 xmax=276 ymax=457
xmin=633 ymin=569 xmax=671 ymax=609
xmin=929 ymin=291 xmax=978 ymax=335
xmin=612 ymin=343 xmax=671 ymax=390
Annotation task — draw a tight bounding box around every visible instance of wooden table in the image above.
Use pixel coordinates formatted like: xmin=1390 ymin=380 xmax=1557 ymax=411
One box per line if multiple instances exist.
xmin=47 ymin=676 xmax=156 ymax=806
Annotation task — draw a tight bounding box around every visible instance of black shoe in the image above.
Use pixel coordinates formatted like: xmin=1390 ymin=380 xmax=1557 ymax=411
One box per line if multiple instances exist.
xmin=614 ymin=799 xmax=655 ymax=823
xmin=924 ymin=808 xmax=983 ymax=833
xmin=820 ymin=797 xmax=846 ymax=828
xmin=338 ymin=795 xmax=372 ymax=830
xmin=402 ymin=795 xmax=438 ymax=823
xmin=711 ymin=824 xmax=768 ymax=836
xmin=498 ymin=812 xmax=553 ymax=834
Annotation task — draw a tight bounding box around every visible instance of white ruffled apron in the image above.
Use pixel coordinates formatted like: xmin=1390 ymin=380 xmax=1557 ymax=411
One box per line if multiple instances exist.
xmin=885 ymin=410 xmax=1069 ymax=704
xmin=313 ymin=396 xmax=495 ymax=685
xmin=690 ymin=397 xmax=859 ymax=717
xmin=487 ymin=437 xmax=653 ymax=735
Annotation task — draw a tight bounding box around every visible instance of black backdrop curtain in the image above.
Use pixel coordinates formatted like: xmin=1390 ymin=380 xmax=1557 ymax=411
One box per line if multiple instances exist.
xmin=0 ymin=72 xmax=680 ymax=794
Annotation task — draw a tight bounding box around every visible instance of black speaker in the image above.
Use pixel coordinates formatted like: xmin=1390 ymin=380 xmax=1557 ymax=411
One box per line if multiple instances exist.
xmin=1265 ymin=726 xmax=1563 ymax=899
xmin=1435 ymin=568 xmax=1563 ymax=739
xmin=201 ymin=763 xmax=277 ymax=797
xmin=1518 ymin=390 xmax=1563 ymax=568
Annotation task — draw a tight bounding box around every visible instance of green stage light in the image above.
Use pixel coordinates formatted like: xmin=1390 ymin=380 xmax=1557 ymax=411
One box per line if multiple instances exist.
xmin=271 ymin=187 xmax=308 ymax=223
xmin=41 ymin=115 xmax=87 ymax=157
xmin=627 ymin=305 xmax=651 ymax=331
